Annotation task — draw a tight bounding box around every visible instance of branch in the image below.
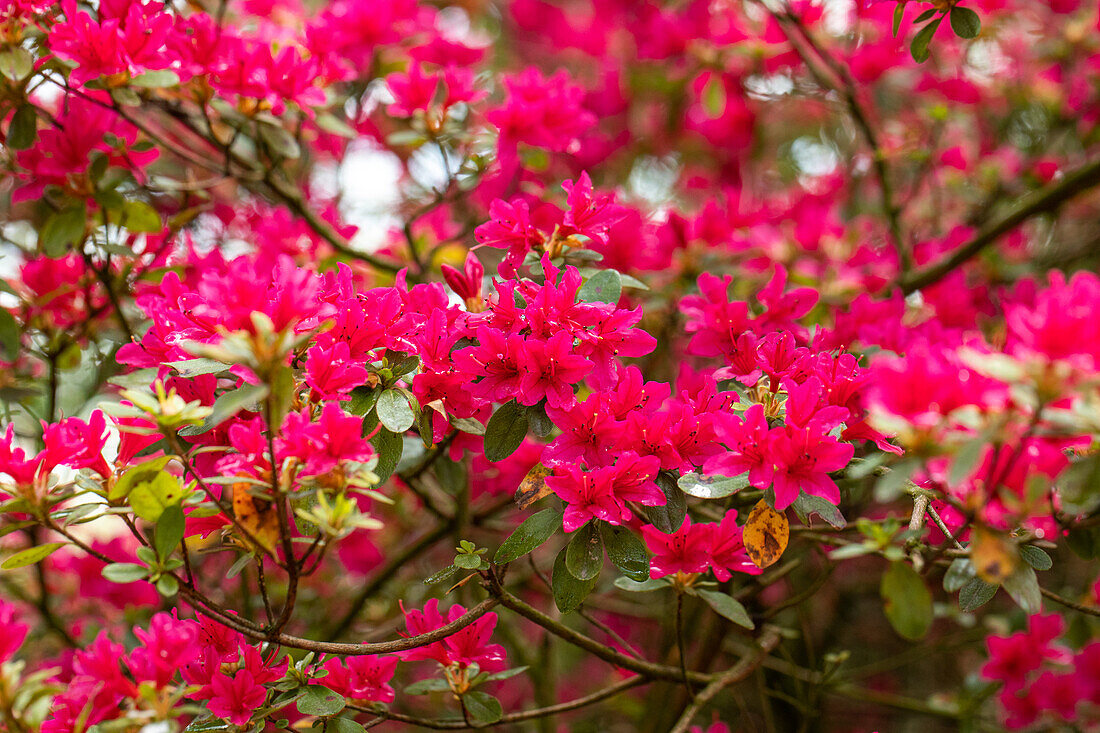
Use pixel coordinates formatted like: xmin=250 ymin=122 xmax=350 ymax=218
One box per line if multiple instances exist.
xmin=351 ymin=676 xmax=649 ymax=729
xmin=178 ymin=588 xmax=499 ymax=655
xmin=491 ymin=587 xmax=711 ymax=685
xmin=669 ymin=627 xmax=783 ymax=733
xmin=898 ymin=157 xmax=1100 ymax=293
xmin=1040 ymin=587 xmax=1100 ymax=617
xmin=766 ymin=4 xmax=910 ymax=272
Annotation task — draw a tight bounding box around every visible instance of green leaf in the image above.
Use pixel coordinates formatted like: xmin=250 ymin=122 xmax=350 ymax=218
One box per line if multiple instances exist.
xmin=1002 ymin=565 xmax=1042 ymax=614
xmin=892 ymin=2 xmax=905 ymax=36
xmin=948 ymin=439 xmax=986 ymax=486
xmin=423 ymin=564 xmax=460 ymax=584
xmin=118 ymin=200 xmax=162 ymax=233
xmin=613 ymin=577 xmax=666 ymax=592
xmin=483 ymin=400 xmax=528 ymax=463
xmin=695 ymin=588 xmax=754 ymax=629
xmin=7 ymin=104 xmax=37 ymax=150
xmin=448 ymin=415 xmax=486 ymax=435
xmin=565 ymin=521 xmax=603 ymax=581
xmin=376 ymin=389 xmax=415 ymax=433
xmin=483 ymin=665 xmax=530 ymax=682
xmin=577 ymin=269 xmax=622 ymax=304
xmin=526 ymin=401 xmax=553 ymax=438
xmin=913 ymin=8 xmax=938 ymax=23
xmin=644 ymin=471 xmax=687 ymax=534
xmin=494 ymin=508 xmax=561 ymax=564
xmin=110 ymin=456 xmax=174 ymax=501
xmin=551 ymin=545 xmax=596 ymax=614
xmin=156 ymin=574 xmax=179 ymax=596
xmin=874 ymin=458 xmax=919 ymax=502
xmin=258 ymin=122 xmax=301 ymax=159
xmin=599 ymin=522 xmax=649 ymax=582
xmin=0 ymin=47 xmax=33 ymax=81
xmin=1018 ymin=545 xmax=1052 ymax=571
xmin=369 ymin=428 xmax=403 ymax=483
xmin=1057 ymin=455 xmax=1100 ymax=515
xmin=2 ymin=542 xmax=65 ymax=570
xmin=463 ymin=691 xmax=503 ymax=723
xmin=184 ymin=717 xmax=231 ymax=733
xmin=0 ymin=308 xmax=20 ymax=362
xmin=677 ymin=472 xmax=750 ymax=499
xmin=404 ymin=678 xmax=452 ymax=695
xmin=154 ymin=504 xmax=186 ymax=560
xmin=881 ymin=561 xmax=933 ymax=640
xmin=101 ymin=562 xmax=149 ymax=583
xmin=129 ymin=470 xmax=187 ymax=522
xmin=130 ymin=70 xmax=180 ymax=88
xmin=943 ymin=558 xmax=976 ymax=593
xmin=296 ymin=685 xmax=345 ymax=717
xmin=326 ymin=718 xmax=366 ymax=733
xmin=949 ymin=6 xmax=981 ymax=39
xmin=959 ymin=577 xmax=998 ymax=612
xmin=164 ymin=358 xmax=230 ymax=378
xmin=40 ymin=204 xmax=87 ymax=257
xmin=348 ymin=386 xmax=379 ymax=416
xmin=1066 ymin=526 xmax=1100 ymax=559
xmin=454 ymin=553 xmax=482 ymax=570
xmin=910 ymin=16 xmax=943 ymax=63
xmin=315 ymin=113 xmax=358 ymax=139
xmin=182 ymin=383 xmax=270 ymax=436
xmin=791 ymin=492 xmax=846 ymax=529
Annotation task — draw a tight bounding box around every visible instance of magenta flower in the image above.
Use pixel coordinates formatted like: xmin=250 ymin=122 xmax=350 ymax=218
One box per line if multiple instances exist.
xmin=207 ymin=670 xmax=266 ymax=727
xmin=641 ymin=516 xmax=711 ymax=579
xmin=547 ymin=453 xmax=663 ymax=532
xmin=42 ymin=411 xmax=111 ymax=478
xmin=0 ymin=600 xmax=27 ymax=663
xmin=400 ymin=599 xmax=507 ymax=672
xmin=770 ymin=425 xmax=853 ymax=510
xmin=320 ymin=655 xmax=398 ymax=703
xmin=474 ymin=199 xmax=545 ymax=276
xmin=561 ymin=172 xmax=627 ymax=245
xmin=278 ymin=403 xmax=375 ymax=477
xmin=707 ymin=513 xmax=762 ymax=580
xmin=516 ymin=332 xmax=592 ymax=409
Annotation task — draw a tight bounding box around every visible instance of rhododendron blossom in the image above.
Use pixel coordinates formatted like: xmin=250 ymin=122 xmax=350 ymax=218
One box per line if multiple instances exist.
xmin=0 ymin=0 xmax=1098 ymax=730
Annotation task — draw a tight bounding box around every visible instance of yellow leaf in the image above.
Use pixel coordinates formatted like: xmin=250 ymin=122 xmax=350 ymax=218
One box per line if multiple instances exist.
xmin=515 ymin=463 xmax=554 ymax=510
xmin=970 ymin=527 xmax=1018 ymax=583
xmin=231 ymin=482 xmax=280 ymax=555
xmin=743 ymin=499 xmax=790 ymax=569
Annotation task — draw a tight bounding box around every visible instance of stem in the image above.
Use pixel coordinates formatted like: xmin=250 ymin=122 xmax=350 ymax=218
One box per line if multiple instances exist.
xmin=675 ymin=591 xmax=694 ymax=697
xmin=899 ymin=157 xmax=1100 ymax=293
xmin=668 ymin=628 xmax=782 ymax=733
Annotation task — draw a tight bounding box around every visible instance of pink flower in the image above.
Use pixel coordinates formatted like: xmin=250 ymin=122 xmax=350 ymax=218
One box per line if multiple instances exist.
xmin=0 ymin=600 xmax=27 ymax=663
xmin=304 ymin=341 xmax=368 ymax=400
xmin=386 ymin=62 xmax=440 ymax=117
xmin=400 ymin=599 xmax=507 ymax=672
xmin=208 ymin=670 xmax=266 ymax=727
xmin=707 ymin=512 xmax=762 ymax=580
xmin=277 ymin=403 xmax=375 ymax=477
xmin=50 ymin=0 xmax=176 ymax=86
xmin=516 ymin=332 xmax=592 ymax=409
xmin=560 ymin=172 xmax=626 ymax=245
xmin=547 ymin=453 xmax=663 ymax=532
xmin=474 ymin=199 xmax=545 ymax=276
xmin=130 ymin=612 xmax=201 ymax=688
xmin=440 ymin=251 xmax=485 ymax=311
xmin=319 ymin=656 xmax=398 ymax=703
xmin=487 ymin=67 xmax=596 ymax=152
xmin=641 ymin=516 xmax=711 ymax=578
xmin=42 ymin=411 xmax=112 ymax=478
xmin=770 ymin=425 xmax=853 ymax=510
